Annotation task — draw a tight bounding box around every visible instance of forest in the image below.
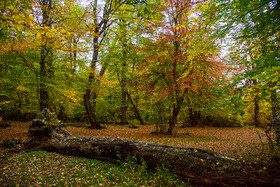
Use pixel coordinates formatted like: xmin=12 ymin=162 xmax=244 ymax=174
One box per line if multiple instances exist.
xmin=0 ymin=0 xmax=279 ymax=186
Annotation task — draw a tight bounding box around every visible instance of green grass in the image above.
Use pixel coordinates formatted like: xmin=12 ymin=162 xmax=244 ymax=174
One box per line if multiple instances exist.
xmin=0 ymin=149 xmax=188 ymax=186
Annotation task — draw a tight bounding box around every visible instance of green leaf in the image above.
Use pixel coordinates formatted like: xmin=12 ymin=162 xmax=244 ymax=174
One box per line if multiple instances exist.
xmin=271 ymin=76 xmax=279 ymax=83
xmin=231 ymin=97 xmax=239 ymax=104
xmin=236 ymin=110 xmax=245 ymax=116
xmin=261 ymin=91 xmax=268 ymax=98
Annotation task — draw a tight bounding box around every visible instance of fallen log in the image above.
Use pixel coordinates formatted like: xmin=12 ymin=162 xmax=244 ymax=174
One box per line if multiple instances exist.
xmin=24 ymin=119 xmax=279 ymax=186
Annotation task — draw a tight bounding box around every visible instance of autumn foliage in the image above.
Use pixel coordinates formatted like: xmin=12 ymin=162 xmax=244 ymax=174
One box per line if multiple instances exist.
xmin=0 ymin=0 xmax=279 ymax=146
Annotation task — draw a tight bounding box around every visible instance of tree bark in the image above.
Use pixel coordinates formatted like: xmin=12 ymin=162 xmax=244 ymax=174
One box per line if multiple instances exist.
xmin=84 ymin=23 xmax=103 ymax=129
xmin=39 ymin=0 xmax=53 ymax=110
xmin=271 ymin=88 xmax=280 ymax=145
xmin=166 ymin=10 xmax=183 ymax=135
xmin=119 ymin=19 xmax=129 ymax=125
xmin=126 ymin=92 xmax=145 ymax=125
xmin=252 ymin=80 xmax=260 ymax=127
xmin=83 ymin=0 xmax=129 ymax=128
xmin=120 ymin=88 xmax=128 ymax=125
xmin=84 ymin=90 xmax=103 ymax=129
xmin=83 ymin=0 xmax=112 ymax=129
xmin=254 ymin=96 xmax=260 ymax=126
xmin=188 ymin=107 xmax=194 ymax=126
xmin=23 ymin=120 xmax=279 ymax=186
xmin=167 ymin=103 xmax=181 ymax=135
xmin=167 ymin=93 xmax=184 ymax=135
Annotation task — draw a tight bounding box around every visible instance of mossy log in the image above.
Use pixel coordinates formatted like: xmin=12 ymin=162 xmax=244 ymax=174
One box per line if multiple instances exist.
xmin=24 ymin=119 xmax=278 ymax=186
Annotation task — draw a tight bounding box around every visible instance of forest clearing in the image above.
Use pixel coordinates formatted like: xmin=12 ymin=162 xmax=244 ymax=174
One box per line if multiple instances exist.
xmin=0 ymin=121 xmax=271 ymax=159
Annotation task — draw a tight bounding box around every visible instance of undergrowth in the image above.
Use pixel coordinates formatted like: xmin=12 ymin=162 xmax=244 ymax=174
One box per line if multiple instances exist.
xmin=241 ymin=143 xmax=280 ymax=163
xmin=0 ymin=148 xmax=188 ymax=186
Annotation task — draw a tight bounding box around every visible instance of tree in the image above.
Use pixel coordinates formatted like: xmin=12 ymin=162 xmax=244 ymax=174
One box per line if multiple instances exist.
xmin=138 ymin=0 xmax=224 ymax=135
xmin=38 ymin=0 xmax=54 ymax=110
xmin=107 ymin=2 xmax=148 ymax=125
xmin=0 ymin=0 xmax=86 ymax=119
xmin=83 ymin=0 xmax=129 ymax=129
xmin=0 ymin=0 xmax=42 ymax=118
xmin=206 ymin=0 xmax=280 ymax=145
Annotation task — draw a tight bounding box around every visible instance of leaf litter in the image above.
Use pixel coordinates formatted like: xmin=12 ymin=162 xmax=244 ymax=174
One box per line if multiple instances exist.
xmin=0 ymin=121 xmax=270 ymax=158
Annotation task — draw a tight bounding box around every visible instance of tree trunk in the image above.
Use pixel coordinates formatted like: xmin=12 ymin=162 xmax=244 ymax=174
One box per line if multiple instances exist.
xmin=58 ymin=105 xmax=64 ymax=121
xmin=23 ymin=120 xmax=279 ymax=186
xmin=83 ymin=0 xmax=100 ymax=129
xmin=194 ymin=110 xmax=198 ymax=126
xmin=39 ymin=47 xmax=49 ymax=110
xmin=193 ymin=110 xmax=202 ymax=127
xmin=188 ymin=107 xmax=194 ymax=126
xmin=84 ymin=23 xmax=103 ymax=129
xmin=254 ymin=96 xmax=260 ymax=126
xmin=84 ymin=1 xmax=108 ymax=129
xmin=119 ymin=19 xmax=129 ymax=125
xmin=126 ymin=92 xmax=145 ymax=125
xmin=39 ymin=0 xmax=54 ymax=110
xmin=166 ymin=16 xmax=182 ymax=135
xmin=83 ymin=0 xmax=124 ymax=128
xmin=253 ymin=79 xmax=260 ymax=127
xmin=120 ymin=88 xmax=128 ymax=125
xmin=167 ymin=94 xmax=184 ymax=135
xmin=120 ymin=42 xmax=128 ymax=124
xmin=84 ymin=91 xmax=103 ymax=129
xmin=187 ymin=108 xmax=202 ymax=127
xmin=271 ymin=88 xmax=280 ymax=145
xmin=167 ymin=103 xmax=181 ymax=135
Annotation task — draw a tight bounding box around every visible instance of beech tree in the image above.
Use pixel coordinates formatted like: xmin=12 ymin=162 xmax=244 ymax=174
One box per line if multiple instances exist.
xmin=83 ymin=0 xmax=129 ymax=129
xmin=108 ymin=2 xmax=147 ymax=125
xmin=138 ymin=0 xmax=225 ymax=135
xmin=38 ymin=0 xmax=54 ymax=110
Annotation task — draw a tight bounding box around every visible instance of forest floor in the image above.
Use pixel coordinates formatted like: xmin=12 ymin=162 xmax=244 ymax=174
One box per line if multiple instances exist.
xmin=1 ymin=121 xmax=280 ymax=186
xmin=0 ymin=121 xmax=272 ymax=159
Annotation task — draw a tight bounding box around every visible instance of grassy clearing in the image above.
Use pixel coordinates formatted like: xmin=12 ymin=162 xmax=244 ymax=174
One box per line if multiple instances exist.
xmin=0 ymin=150 xmax=188 ymax=186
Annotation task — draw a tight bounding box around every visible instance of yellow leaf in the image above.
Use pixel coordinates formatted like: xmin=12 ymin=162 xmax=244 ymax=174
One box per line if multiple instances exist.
xmin=0 ymin=101 xmax=12 ymax=105
xmin=16 ymin=86 xmax=29 ymax=92
xmin=7 ymin=5 xmax=14 ymax=10
xmin=271 ymin=86 xmax=280 ymax=90
xmin=60 ymin=29 xmax=67 ymax=34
